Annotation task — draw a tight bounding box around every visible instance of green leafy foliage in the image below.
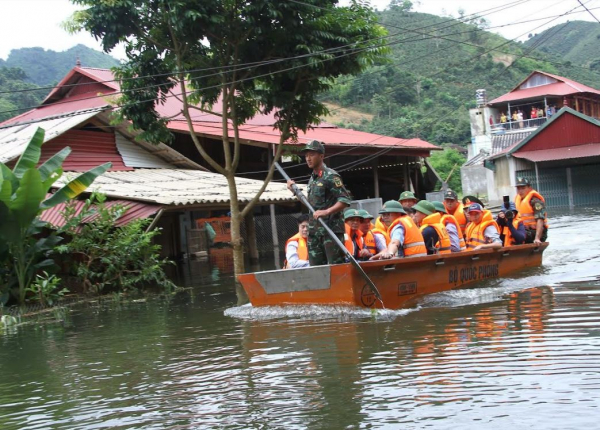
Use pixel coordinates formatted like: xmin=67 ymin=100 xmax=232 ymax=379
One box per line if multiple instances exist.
xmin=0 ymin=67 xmax=46 ymax=122
xmin=26 ymin=271 xmax=68 ymax=307
xmin=323 ymin=9 xmax=600 ymax=148
xmin=57 ymin=193 xmax=175 ymax=294
xmin=426 ymin=148 xmax=466 ymax=193
xmin=1 ymin=45 xmax=120 ymax=86
xmin=0 ymin=127 xmax=111 ymax=305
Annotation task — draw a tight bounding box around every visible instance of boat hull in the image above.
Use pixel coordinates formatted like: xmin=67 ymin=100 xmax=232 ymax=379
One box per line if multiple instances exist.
xmin=237 ymin=243 xmax=548 ymax=309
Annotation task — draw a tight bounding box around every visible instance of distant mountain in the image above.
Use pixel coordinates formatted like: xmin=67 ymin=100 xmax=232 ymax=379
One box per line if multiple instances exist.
xmin=525 ymin=21 xmax=600 ymax=71
xmin=323 ymin=6 xmax=600 ymax=147
xmin=0 ymin=44 xmax=120 ymax=86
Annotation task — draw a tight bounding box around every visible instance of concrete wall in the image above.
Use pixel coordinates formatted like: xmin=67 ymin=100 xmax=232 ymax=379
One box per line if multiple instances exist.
xmin=461 ymin=164 xmax=488 ymax=198
xmin=468 ymin=107 xmax=498 ymax=159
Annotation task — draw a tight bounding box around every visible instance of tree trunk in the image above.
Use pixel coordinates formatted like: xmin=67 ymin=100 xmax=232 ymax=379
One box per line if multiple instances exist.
xmin=226 ymin=173 xmax=245 ymax=277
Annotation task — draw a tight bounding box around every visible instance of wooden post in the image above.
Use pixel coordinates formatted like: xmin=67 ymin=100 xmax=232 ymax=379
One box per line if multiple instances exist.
xmin=575 ymin=97 xmax=579 ymax=112
xmin=372 ymin=157 xmax=380 ymax=198
xmin=267 ymin=144 xmax=280 ymax=269
xmin=403 ymin=157 xmax=410 ymax=193
xmin=244 ymin=211 xmax=259 ymax=263
xmin=507 ymin=102 xmax=511 ymax=130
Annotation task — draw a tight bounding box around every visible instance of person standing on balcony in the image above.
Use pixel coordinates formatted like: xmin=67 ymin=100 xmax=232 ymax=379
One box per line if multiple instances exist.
xmin=530 ymin=106 xmax=538 ymax=125
xmin=500 ymin=112 xmax=507 ymax=129
xmin=517 ymin=110 xmax=524 ymax=128
xmin=512 ymin=110 xmax=518 ymax=127
xmin=287 ymin=140 xmax=352 ymax=266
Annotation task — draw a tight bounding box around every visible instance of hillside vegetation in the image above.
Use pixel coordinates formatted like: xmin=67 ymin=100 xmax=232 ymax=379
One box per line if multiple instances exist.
xmin=525 ymin=21 xmax=600 ymax=71
xmin=0 ymin=45 xmax=119 ymax=122
xmin=0 ymin=44 xmax=120 ymax=86
xmin=323 ymin=4 xmax=600 ymax=147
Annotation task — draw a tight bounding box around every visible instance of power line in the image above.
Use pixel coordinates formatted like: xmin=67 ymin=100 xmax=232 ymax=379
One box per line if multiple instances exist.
xmin=577 ymin=0 xmax=600 ymax=23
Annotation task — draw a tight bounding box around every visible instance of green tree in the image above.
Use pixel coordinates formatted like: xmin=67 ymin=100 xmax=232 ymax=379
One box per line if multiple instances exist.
xmin=426 ymin=148 xmax=466 ymax=193
xmin=69 ymin=0 xmax=388 ymax=275
xmin=0 ymin=128 xmax=111 ymax=305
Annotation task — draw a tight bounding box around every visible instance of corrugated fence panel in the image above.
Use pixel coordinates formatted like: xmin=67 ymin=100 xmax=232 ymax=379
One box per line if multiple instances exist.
xmin=516 ymin=167 xmax=570 ymax=208
xmin=571 ymin=164 xmax=600 ymax=206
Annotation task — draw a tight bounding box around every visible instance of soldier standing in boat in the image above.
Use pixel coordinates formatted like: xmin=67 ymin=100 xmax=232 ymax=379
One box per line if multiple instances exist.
xmin=514 ymin=177 xmax=548 ymax=245
xmin=287 ymin=140 xmax=352 ymax=266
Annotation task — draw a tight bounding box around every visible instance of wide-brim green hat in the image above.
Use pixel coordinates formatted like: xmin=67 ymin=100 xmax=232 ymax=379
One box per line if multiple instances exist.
xmin=413 ymin=200 xmax=436 ymax=215
xmin=399 ymin=191 xmax=417 ymax=201
xmin=358 ymin=209 xmax=373 ymax=219
xmin=300 ymin=139 xmax=325 ymax=154
xmin=378 ymin=200 xmax=406 ymax=214
xmin=344 ymin=208 xmax=364 ymax=220
xmin=432 ymin=201 xmax=447 ymax=213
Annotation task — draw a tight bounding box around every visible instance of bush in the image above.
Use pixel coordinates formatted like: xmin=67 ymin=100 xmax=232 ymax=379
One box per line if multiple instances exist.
xmin=57 ymin=193 xmax=175 ymax=294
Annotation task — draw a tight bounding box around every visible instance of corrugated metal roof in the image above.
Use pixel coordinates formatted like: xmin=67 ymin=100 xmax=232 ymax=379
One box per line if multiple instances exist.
xmin=463 ymin=150 xmax=488 ymax=167
xmin=513 ymin=144 xmax=600 ymax=162
xmin=167 ymin=120 xmax=438 ymax=151
xmin=489 ymin=71 xmax=600 ymax=105
xmin=40 ymin=197 xmax=161 ymax=228
xmin=53 ymin=169 xmax=299 ymax=206
xmin=491 ymin=130 xmax=533 ymax=156
xmin=115 ymin=132 xmax=175 ymax=169
xmin=0 ymin=110 xmax=98 ymax=163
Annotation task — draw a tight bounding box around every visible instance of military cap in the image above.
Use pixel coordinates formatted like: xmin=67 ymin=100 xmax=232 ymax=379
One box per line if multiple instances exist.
xmin=432 ymin=201 xmax=447 ymax=213
xmin=399 ymin=191 xmax=417 ymax=201
xmin=462 ymin=195 xmax=485 ymax=207
xmin=378 ymin=200 xmax=406 ymax=214
xmin=467 ymin=202 xmax=484 ymax=213
xmin=515 ymin=177 xmax=531 ymax=187
xmin=358 ymin=209 xmax=374 ymax=219
xmin=444 ymin=190 xmax=458 ymax=200
xmin=343 ymin=208 xmax=364 ymax=220
xmin=413 ymin=200 xmax=436 ymax=215
xmin=301 ymin=139 xmax=325 ymax=154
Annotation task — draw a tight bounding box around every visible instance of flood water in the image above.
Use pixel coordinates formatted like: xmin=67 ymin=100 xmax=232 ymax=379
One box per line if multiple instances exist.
xmin=1 ymin=208 xmax=600 ymax=429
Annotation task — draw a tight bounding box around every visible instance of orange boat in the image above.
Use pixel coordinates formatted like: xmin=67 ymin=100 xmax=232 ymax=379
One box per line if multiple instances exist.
xmin=237 ymin=243 xmax=548 ymax=309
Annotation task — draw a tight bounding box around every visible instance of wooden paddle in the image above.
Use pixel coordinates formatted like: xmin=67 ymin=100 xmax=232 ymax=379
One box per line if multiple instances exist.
xmin=275 ymin=162 xmax=384 ymax=306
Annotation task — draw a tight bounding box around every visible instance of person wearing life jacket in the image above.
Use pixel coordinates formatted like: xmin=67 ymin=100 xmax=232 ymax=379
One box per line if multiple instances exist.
xmin=433 ymin=201 xmax=465 ymax=252
xmin=496 ymin=201 xmax=526 ymax=246
xmin=514 ymin=176 xmax=548 ymax=245
xmin=399 ymin=190 xmax=418 ymax=209
xmin=464 ymin=203 xmax=502 ymax=251
xmin=343 ymin=208 xmax=365 ymax=260
xmin=412 ymin=201 xmax=452 ymax=255
xmin=284 ymin=214 xmax=310 ymax=269
xmin=370 ymin=200 xmax=427 ymax=260
xmin=443 ymin=189 xmax=467 ymax=235
xmin=357 ymin=209 xmax=389 ymax=257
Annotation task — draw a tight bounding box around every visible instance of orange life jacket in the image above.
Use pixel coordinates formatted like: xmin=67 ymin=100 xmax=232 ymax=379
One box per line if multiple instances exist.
xmin=364 ymin=227 xmax=390 ymax=254
xmin=441 ymin=213 xmax=466 ymax=251
xmin=515 ymin=190 xmax=548 ymax=229
xmin=465 ymin=211 xmax=500 ymax=250
xmin=502 ymin=216 xmax=524 ymax=247
xmin=283 ymin=233 xmax=308 ymax=268
xmin=444 ymin=202 xmax=467 ymax=234
xmin=419 ymin=213 xmax=452 ymax=254
xmin=388 ymin=216 xmax=427 ymax=257
xmin=375 ymin=216 xmax=387 ymax=232
xmin=344 ymin=224 xmax=364 ymax=258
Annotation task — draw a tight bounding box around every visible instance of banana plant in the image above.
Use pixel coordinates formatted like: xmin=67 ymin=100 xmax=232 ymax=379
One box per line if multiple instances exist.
xmin=0 ymin=127 xmax=111 ymax=305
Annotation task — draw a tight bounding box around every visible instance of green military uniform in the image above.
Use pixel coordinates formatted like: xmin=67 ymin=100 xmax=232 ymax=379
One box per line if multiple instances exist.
xmin=303 ymin=140 xmax=352 ymax=266
xmin=529 ymin=196 xmax=548 ymax=242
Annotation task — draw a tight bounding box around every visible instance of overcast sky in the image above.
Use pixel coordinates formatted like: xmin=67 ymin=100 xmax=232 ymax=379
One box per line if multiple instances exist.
xmin=0 ymin=0 xmax=598 ymax=61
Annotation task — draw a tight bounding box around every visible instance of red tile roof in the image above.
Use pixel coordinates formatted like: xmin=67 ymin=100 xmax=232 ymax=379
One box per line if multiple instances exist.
xmin=513 ymin=144 xmax=600 ymax=162
xmin=40 ymin=198 xmax=161 ymax=228
xmin=2 ymin=67 xmax=437 ymax=153
xmin=488 ymin=70 xmax=600 ymax=105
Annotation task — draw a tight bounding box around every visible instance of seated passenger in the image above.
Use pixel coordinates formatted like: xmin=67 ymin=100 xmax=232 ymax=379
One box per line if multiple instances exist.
xmin=284 ymin=214 xmax=309 ymax=269
xmin=496 ymin=201 xmax=526 ymax=246
xmin=370 ymin=200 xmax=427 ymax=260
xmin=357 ymin=209 xmax=389 ymax=258
xmin=464 ymin=203 xmax=502 ymax=250
xmin=412 ymin=201 xmax=452 ymax=255
xmin=433 ymin=200 xmax=465 ymax=252
xmin=343 ymin=208 xmax=365 ymax=260
xmin=399 ymin=190 xmax=418 ymax=209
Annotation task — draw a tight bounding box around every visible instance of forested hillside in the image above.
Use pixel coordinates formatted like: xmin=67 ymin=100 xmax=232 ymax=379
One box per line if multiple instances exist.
xmin=525 ymin=21 xmax=600 ymax=71
xmin=323 ymin=3 xmax=600 ymax=147
xmin=0 ymin=44 xmax=120 ymax=86
xmin=0 ymin=45 xmax=119 ymax=122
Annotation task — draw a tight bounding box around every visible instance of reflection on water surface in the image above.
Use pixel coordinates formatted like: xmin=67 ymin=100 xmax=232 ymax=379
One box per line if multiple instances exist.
xmin=1 ymin=208 xmax=600 ymax=428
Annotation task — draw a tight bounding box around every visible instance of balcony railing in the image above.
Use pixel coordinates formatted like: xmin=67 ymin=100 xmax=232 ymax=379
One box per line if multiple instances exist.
xmin=491 ymin=116 xmax=548 ymax=133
